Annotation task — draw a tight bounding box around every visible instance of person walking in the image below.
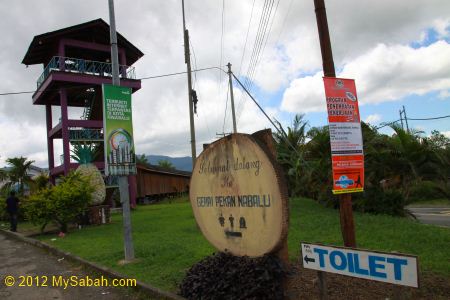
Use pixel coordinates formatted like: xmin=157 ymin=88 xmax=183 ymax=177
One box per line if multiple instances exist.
xmin=6 ymin=190 xmax=19 ymax=232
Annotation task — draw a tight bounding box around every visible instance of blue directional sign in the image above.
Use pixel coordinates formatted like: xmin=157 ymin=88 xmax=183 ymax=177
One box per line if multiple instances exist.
xmin=301 ymin=243 xmax=419 ymax=288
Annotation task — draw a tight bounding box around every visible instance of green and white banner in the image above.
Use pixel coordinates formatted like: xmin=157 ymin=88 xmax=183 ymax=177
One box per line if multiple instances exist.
xmin=102 ymin=84 xmax=136 ymax=176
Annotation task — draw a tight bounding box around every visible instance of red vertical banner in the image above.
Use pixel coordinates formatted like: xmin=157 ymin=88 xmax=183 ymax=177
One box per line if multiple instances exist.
xmin=324 ymin=77 xmax=364 ymax=194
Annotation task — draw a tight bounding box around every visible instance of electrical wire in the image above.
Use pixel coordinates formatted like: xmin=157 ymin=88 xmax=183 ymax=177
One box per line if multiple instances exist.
xmin=407 ymin=115 xmax=450 ymax=121
xmin=222 ymin=83 xmax=230 ymax=134
xmin=218 ymin=0 xmax=225 ymax=90
xmin=274 ymin=0 xmax=294 ymax=46
xmin=238 ymin=0 xmax=257 ymax=77
xmin=0 ymin=67 xmax=226 ymax=97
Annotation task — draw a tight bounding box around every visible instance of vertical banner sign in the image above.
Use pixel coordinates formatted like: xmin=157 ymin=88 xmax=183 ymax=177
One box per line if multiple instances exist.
xmin=102 ymin=84 xmax=136 ymax=176
xmin=323 ymin=78 xmax=364 ymax=194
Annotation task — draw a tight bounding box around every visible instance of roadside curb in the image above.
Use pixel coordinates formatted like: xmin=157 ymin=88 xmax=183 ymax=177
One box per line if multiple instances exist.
xmin=0 ymin=229 xmax=185 ymax=300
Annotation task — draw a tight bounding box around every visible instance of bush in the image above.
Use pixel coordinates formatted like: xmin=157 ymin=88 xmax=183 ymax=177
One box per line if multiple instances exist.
xmin=24 ymin=172 xmax=93 ymax=232
xmin=354 ymin=187 xmax=406 ymax=216
xmin=179 ymin=252 xmax=286 ymax=300
xmin=408 ymin=180 xmax=446 ymax=203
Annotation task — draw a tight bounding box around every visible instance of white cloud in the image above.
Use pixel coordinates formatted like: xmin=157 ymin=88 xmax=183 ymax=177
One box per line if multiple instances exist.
xmin=442 ymin=131 xmax=450 ymax=138
xmin=364 ymin=114 xmax=382 ymax=124
xmin=1 ymin=0 xmax=450 ymax=167
xmin=432 ymin=18 xmax=450 ymax=38
xmin=281 ymin=72 xmax=325 ymax=113
xmin=438 ymin=90 xmax=450 ymax=99
xmin=281 ymin=40 xmax=450 ymax=113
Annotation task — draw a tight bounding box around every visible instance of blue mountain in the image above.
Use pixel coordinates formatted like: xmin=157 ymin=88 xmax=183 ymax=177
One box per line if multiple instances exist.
xmin=145 ymin=155 xmax=193 ymax=172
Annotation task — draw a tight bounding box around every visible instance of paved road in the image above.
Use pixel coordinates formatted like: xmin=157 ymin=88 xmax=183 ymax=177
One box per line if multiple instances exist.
xmin=407 ymin=207 xmax=450 ymax=228
xmin=0 ymin=233 xmax=143 ymax=300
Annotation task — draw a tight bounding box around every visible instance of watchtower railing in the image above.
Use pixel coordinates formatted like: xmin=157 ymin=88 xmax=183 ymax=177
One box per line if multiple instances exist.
xmin=37 ymin=56 xmax=136 ymax=88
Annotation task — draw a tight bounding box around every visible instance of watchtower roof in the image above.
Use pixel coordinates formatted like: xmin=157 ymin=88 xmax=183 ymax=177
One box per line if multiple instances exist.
xmin=22 ymin=18 xmax=144 ymax=66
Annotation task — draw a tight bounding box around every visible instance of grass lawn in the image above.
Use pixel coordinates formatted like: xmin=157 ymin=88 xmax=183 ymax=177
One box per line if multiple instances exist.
xmin=406 ymin=198 xmax=450 ymax=207
xmin=35 ymin=197 xmax=450 ymax=292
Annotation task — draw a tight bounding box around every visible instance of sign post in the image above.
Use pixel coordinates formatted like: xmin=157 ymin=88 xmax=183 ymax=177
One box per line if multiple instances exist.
xmin=301 ymin=243 xmax=419 ymax=288
xmin=189 ymin=132 xmax=289 ymax=258
xmin=314 ymin=0 xmax=358 ymax=249
xmin=107 ymin=0 xmax=135 ymax=262
xmin=102 ymin=84 xmax=136 ymax=261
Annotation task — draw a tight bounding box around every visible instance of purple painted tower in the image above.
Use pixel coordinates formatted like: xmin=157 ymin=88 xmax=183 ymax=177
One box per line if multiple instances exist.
xmin=22 ymin=19 xmax=143 ymax=206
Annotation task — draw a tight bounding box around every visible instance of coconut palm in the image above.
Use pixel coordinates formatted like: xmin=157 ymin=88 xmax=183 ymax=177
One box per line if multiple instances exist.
xmin=5 ymin=156 xmax=35 ymax=195
xmin=158 ymin=159 xmax=175 ymax=170
xmin=136 ymin=154 xmax=150 ymax=167
xmin=70 ymin=143 xmax=106 ymax=205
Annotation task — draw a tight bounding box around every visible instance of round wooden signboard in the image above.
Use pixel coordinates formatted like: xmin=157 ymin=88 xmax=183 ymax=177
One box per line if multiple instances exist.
xmin=190 ymin=133 xmax=288 ymax=257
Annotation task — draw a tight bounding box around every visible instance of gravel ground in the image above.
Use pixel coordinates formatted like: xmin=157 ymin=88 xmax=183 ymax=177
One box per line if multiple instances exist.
xmin=286 ymin=262 xmax=450 ymax=299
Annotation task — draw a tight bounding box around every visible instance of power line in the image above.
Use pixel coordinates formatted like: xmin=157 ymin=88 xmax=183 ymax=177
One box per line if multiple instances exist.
xmin=238 ymin=0 xmax=256 ymax=77
xmin=0 ymin=66 xmax=225 ymax=96
xmin=236 ymin=0 xmax=278 ymax=122
xmin=219 ymin=0 xmax=225 ymax=89
xmin=139 ymin=66 xmax=222 ymax=80
xmin=374 ymin=114 xmax=450 ymax=130
xmin=274 ymin=0 xmax=294 ymax=46
xmin=222 ymin=83 xmax=230 ymax=133
xmin=407 ymin=115 xmax=450 ymax=121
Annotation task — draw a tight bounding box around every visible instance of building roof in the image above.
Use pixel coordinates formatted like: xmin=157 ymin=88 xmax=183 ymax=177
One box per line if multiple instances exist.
xmin=136 ymin=164 xmax=191 ymax=178
xmin=22 ymin=18 xmax=144 ymax=66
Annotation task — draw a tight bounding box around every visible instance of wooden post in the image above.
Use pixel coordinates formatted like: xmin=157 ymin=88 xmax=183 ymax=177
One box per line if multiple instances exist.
xmin=339 ymin=193 xmax=356 ymax=247
xmin=314 ymin=0 xmax=356 ymax=248
xmin=317 ymin=271 xmax=329 ymax=300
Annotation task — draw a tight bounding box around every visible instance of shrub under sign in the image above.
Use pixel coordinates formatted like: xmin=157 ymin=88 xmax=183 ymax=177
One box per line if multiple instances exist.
xmin=190 ymin=133 xmax=289 ymax=257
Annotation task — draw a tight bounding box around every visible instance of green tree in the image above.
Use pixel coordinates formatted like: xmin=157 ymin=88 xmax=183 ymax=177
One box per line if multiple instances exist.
xmin=24 ymin=171 xmax=93 ymax=233
xmin=31 ymin=172 xmax=50 ymax=192
xmin=158 ymin=159 xmax=175 ymax=170
xmin=136 ymin=154 xmax=150 ymax=166
xmin=5 ymin=156 xmax=34 ymax=195
xmin=273 ymin=114 xmax=309 ymax=196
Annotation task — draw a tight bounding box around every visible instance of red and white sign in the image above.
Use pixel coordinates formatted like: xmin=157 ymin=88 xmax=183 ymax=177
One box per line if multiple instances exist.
xmin=323 ymin=77 xmax=364 ymax=194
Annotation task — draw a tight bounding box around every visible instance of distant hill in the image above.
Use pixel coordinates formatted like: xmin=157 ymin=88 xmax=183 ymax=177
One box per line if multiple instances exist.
xmin=145 ymin=155 xmax=192 ymax=172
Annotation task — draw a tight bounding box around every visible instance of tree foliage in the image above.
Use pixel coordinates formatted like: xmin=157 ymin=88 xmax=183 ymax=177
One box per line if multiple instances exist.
xmin=136 ymin=154 xmax=150 ymax=167
xmin=158 ymin=159 xmax=175 ymax=170
xmin=274 ymin=115 xmax=450 ymax=216
xmin=24 ymin=171 xmax=93 ymax=233
xmin=2 ymin=156 xmax=34 ymax=195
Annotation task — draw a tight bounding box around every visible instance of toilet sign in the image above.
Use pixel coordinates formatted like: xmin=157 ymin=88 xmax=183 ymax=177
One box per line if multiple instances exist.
xmin=301 ymin=243 xmax=419 ymax=288
xmin=190 ymin=133 xmax=289 ymax=257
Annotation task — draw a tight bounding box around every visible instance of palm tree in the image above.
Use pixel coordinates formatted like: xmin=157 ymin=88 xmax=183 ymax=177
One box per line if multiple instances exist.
xmin=5 ymin=156 xmax=34 ymax=195
xmin=384 ymin=125 xmax=448 ymax=200
xmin=136 ymin=154 xmax=150 ymax=166
xmin=273 ymin=114 xmax=310 ymax=196
xmin=158 ymin=159 xmax=175 ymax=170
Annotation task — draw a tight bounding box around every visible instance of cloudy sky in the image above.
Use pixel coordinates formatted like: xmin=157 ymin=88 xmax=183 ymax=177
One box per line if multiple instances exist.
xmin=0 ymin=0 xmax=449 ymax=168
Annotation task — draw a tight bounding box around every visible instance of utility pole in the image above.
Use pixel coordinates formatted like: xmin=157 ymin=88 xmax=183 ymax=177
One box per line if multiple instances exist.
xmin=402 ymin=105 xmax=409 ymax=133
xmin=399 ymin=109 xmax=404 ymax=130
xmin=399 ymin=106 xmax=409 ymax=132
xmin=108 ymin=0 xmax=134 ymax=261
xmin=227 ymin=63 xmax=237 ymax=133
xmin=182 ymin=0 xmax=197 ymax=167
xmin=314 ymin=0 xmax=356 ymax=248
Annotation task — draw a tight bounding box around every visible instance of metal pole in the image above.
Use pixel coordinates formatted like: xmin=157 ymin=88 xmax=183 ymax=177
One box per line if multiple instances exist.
xmin=108 ymin=0 xmax=120 ymax=86
xmin=182 ymin=0 xmax=197 ymax=167
xmin=108 ymin=0 xmax=134 ymax=261
xmin=403 ymin=105 xmax=409 ymax=133
xmin=227 ymin=63 xmax=237 ymax=133
xmin=314 ymin=0 xmax=356 ymax=248
xmin=399 ymin=109 xmax=404 ymax=130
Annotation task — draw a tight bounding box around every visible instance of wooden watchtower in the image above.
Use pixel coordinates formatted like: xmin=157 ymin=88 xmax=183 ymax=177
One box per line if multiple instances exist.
xmin=22 ymin=19 xmax=143 ymax=205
